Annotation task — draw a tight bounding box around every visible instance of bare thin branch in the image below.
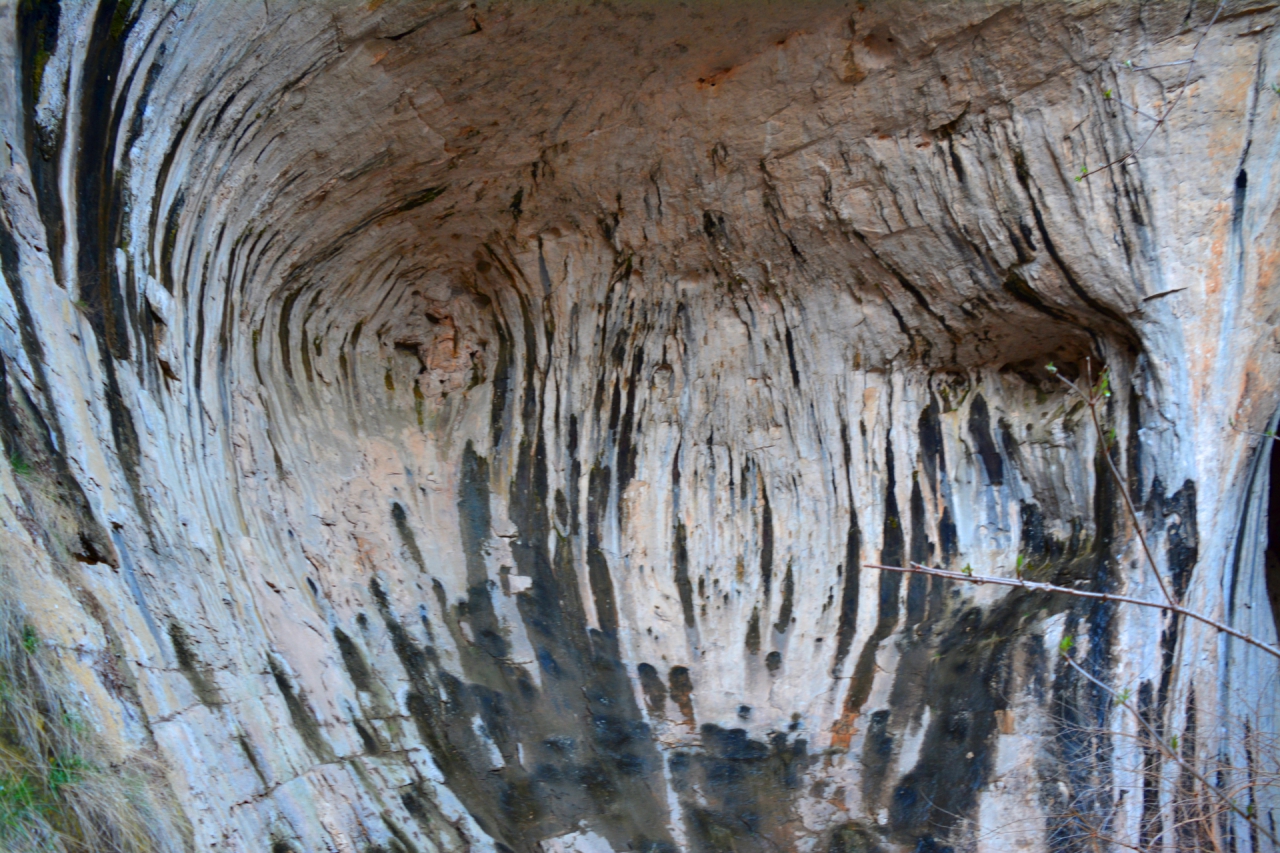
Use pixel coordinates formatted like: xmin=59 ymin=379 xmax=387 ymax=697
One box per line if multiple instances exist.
xmin=1053 ymin=363 xmax=1179 ymax=611
xmin=1079 ymin=1 xmax=1224 ymax=181
xmin=861 ymin=562 xmax=1280 ymax=661
xmin=1230 ymin=423 xmax=1280 ymax=442
xmin=1064 ymin=656 xmax=1280 ymax=847
xmin=1109 ymin=97 xmax=1162 ymax=122
xmin=1119 ymin=59 xmax=1193 ymax=71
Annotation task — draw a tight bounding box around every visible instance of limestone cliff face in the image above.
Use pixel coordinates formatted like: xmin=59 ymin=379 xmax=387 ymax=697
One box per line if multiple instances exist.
xmin=0 ymin=1 xmax=1278 ymax=851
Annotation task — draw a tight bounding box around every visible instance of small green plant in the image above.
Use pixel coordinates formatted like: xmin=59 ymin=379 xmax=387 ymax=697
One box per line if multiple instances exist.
xmin=8 ymin=453 xmax=32 ymax=478
xmin=20 ymin=626 xmax=36 ymax=655
xmin=1059 ymin=634 xmax=1075 ymax=654
xmin=59 ymin=711 xmax=86 ymax=736
xmin=1093 ymin=367 xmax=1111 ymax=398
xmin=46 ymin=756 xmax=88 ymax=795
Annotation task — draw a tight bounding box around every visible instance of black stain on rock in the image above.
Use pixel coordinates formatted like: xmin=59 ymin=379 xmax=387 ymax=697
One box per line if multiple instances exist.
xmin=880 ymin=442 xmax=906 ymax=600
xmin=368 ymin=415 xmax=675 ymax=849
xmin=1140 ymin=477 xmax=1199 ymax=735
xmin=637 ymin=663 xmax=668 ymax=717
xmin=668 ymin=666 xmax=696 ymax=727
xmin=490 ymin=322 xmax=512 ymax=447
xmin=860 ymin=710 xmax=894 ymax=813
xmin=334 ymin=626 xmax=376 ymax=695
xmin=169 ymin=622 xmax=221 ymax=706
xmin=372 ymin=575 xmax=538 ymax=849
xmin=938 ymin=505 xmax=958 ymax=567
xmin=1266 ymin=447 xmax=1280 ymax=637
xmin=760 ymin=480 xmax=774 ymax=600
xmin=269 ymin=656 xmax=334 ymax=762
xmin=1029 ymin=513 xmax=1090 ymax=583
xmin=392 ymin=502 xmax=427 ymax=572
xmin=1039 ymin=434 xmax=1123 ymax=853
xmin=673 ymin=521 xmax=697 ymax=629
xmin=353 ymin=717 xmax=382 ymax=755
xmin=17 ymin=0 xmax=65 ymax=283
xmin=967 ymin=393 xmax=1003 ymax=486
xmin=1126 ymin=390 xmax=1143 ymax=503
xmin=400 ymin=778 xmax=465 ymax=851
xmin=745 ymin=606 xmax=761 ymax=654
xmin=702 ymin=210 xmax=729 ymax=250
xmin=784 ymin=326 xmax=801 ymax=388
xmin=773 ymin=563 xmax=795 ymax=634
xmin=72 ymin=0 xmax=153 ymax=527
xmin=831 ymin=508 xmax=862 ymax=676
xmin=918 ymin=396 xmax=944 ymax=492
xmin=765 ymin=651 xmax=782 ymax=674
xmin=1019 ymin=501 xmax=1064 ymax=563
xmin=587 ymin=465 xmax=620 ymax=636
xmin=827 ymin=821 xmax=884 ymax=853
xmin=458 ymin=443 xmax=509 ymax=660
xmin=0 ymin=348 xmax=115 ymax=567
xmin=838 ymin=440 xmax=904 ymax=733
xmin=1159 ymin=479 xmax=1197 ymax=602
xmin=616 ymin=346 xmax=644 ymax=495
xmin=905 ymin=475 xmax=932 ymax=627
xmin=608 ymin=380 xmax=622 ymax=433
xmin=881 ymin=601 xmax=1026 ymax=847
xmin=669 ymin=724 xmax=808 ymax=853
xmin=235 ymin=733 xmax=268 ymax=787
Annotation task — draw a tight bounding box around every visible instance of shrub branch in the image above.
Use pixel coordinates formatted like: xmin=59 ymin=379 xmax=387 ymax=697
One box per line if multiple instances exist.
xmin=862 ymin=562 xmax=1280 ymax=661
xmin=1078 ymin=1 xmax=1224 ymax=182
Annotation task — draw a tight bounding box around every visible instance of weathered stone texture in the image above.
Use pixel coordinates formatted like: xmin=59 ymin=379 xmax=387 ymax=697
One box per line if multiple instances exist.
xmin=0 ymin=1 xmax=1278 ymax=851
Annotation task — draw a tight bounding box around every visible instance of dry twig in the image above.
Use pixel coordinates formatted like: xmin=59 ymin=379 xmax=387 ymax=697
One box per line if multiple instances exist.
xmin=863 ymin=562 xmax=1280 ymax=661
xmin=1078 ymin=1 xmax=1224 ymax=182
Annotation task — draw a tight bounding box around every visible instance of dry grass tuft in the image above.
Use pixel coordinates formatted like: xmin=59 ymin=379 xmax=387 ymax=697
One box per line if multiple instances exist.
xmin=0 ymin=588 xmax=187 ymax=853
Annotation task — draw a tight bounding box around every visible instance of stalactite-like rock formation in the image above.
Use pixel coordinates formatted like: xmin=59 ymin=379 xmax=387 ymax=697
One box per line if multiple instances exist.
xmin=1 ymin=2 xmax=1278 ymax=851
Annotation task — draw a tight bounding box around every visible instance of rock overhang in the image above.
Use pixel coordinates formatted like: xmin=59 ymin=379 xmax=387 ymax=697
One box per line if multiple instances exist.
xmin=1 ymin=2 xmax=1277 ymax=851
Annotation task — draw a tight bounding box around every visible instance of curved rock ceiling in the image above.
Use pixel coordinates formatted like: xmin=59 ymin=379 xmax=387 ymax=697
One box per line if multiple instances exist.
xmin=1 ymin=1 xmax=1278 ymax=851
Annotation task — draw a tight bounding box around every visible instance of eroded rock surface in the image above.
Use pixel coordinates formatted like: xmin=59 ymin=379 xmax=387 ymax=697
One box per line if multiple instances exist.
xmin=0 ymin=1 xmax=1278 ymax=851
